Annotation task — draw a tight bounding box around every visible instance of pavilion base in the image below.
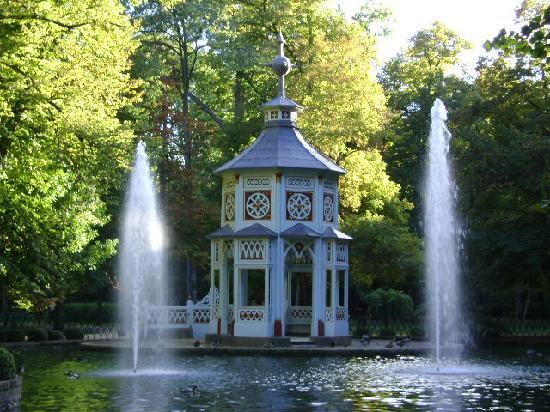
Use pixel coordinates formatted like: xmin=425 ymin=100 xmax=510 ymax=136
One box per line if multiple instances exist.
xmin=205 ymin=334 xmax=291 ymax=347
xmin=310 ymin=336 xmax=352 ymax=347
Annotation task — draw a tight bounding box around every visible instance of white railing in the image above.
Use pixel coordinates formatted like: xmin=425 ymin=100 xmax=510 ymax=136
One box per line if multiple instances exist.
xmin=193 ymin=307 xmax=210 ymax=324
xmin=145 ymin=305 xmax=188 ymax=331
xmin=287 ymin=306 xmax=312 ymax=324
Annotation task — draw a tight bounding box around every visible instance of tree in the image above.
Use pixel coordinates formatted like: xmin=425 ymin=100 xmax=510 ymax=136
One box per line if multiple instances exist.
xmin=0 ymin=0 xmax=138 ymax=310
xmin=453 ymin=56 xmax=549 ymax=320
xmin=378 ymin=22 xmax=472 ymax=225
xmin=486 ymin=0 xmax=549 ymax=65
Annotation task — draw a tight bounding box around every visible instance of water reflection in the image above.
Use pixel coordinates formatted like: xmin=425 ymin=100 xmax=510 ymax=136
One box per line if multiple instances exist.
xmin=16 ymin=347 xmax=550 ymax=411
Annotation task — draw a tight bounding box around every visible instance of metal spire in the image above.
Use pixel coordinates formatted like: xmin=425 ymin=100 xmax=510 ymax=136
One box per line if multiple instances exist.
xmin=270 ymin=30 xmax=292 ymax=98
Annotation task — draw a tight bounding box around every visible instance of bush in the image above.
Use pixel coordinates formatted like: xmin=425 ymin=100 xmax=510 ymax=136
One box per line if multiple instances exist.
xmin=410 ymin=325 xmax=425 ymax=339
xmin=0 ymin=348 xmax=15 ymax=381
xmin=365 ymin=289 xmax=415 ymax=322
xmin=63 ymin=302 xmax=116 ymax=324
xmin=47 ymin=330 xmax=66 ymax=341
xmin=64 ymin=328 xmax=84 ymax=340
xmin=27 ymin=327 xmax=48 ymax=342
xmin=5 ymin=329 xmax=25 ymax=342
xmin=378 ymin=327 xmax=395 ymax=338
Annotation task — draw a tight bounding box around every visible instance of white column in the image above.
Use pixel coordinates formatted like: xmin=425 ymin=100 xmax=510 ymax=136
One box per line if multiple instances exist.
xmin=220 ymin=254 xmax=228 ymax=334
xmin=311 ymin=238 xmax=322 ymax=336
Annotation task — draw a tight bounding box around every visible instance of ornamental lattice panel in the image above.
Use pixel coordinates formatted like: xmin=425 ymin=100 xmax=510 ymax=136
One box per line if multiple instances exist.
xmin=323 ymin=193 xmax=334 ymax=222
xmin=240 ymin=240 xmax=265 ymax=260
xmin=336 ymin=243 xmax=347 ymax=262
xmin=286 ymin=191 xmax=313 ymax=221
xmin=244 ymin=191 xmax=271 ymax=220
xmin=224 ymin=192 xmax=235 ymax=221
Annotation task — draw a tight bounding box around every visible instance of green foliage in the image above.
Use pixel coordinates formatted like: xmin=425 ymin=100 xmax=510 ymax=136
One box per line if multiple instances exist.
xmin=0 ymin=0 xmax=138 ymax=309
xmin=27 ymin=327 xmax=48 ymax=342
xmin=63 ymin=302 xmax=117 ymax=324
xmin=453 ymin=54 xmax=549 ymax=318
xmin=378 ymin=327 xmax=396 ymax=338
xmin=379 ymin=21 xmax=472 ymax=212
xmin=410 ymin=325 xmax=425 ymax=339
xmin=47 ymin=330 xmax=66 ymax=341
xmin=364 ymin=288 xmax=415 ymax=322
xmin=63 ymin=328 xmax=84 ymax=340
xmin=5 ymin=330 xmax=25 ymax=343
xmin=486 ymin=0 xmax=549 ymax=64
xmin=0 ymin=348 xmax=16 ymax=381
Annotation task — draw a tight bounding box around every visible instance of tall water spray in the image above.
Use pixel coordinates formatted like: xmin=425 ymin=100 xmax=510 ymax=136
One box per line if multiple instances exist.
xmin=424 ymin=99 xmax=462 ymax=367
xmin=119 ymin=141 xmax=167 ymax=372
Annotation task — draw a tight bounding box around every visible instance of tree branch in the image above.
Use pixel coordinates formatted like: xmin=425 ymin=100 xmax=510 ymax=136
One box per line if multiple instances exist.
xmin=0 ymin=14 xmax=90 ymax=29
xmin=188 ymin=91 xmax=226 ymax=130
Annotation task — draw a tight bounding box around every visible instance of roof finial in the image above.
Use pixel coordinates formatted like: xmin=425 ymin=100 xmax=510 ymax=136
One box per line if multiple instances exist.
xmin=271 ymin=30 xmax=292 ymax=98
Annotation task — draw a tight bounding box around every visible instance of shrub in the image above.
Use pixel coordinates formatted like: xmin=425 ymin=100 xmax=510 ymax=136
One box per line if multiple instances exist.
xmin=365 ymin=289 xmax=415 ymax=322
xmin=27 ymin=328 xmax=48 ymax=342
xmin=5 ymin=329 xmax=25 ymax=342
xmin=63 ymin=302 xmax=116 ymax=324
xmin=64 ymin=328 xmax=84 ymax=340
xmin=0 ymin=348 xmax=15 ymax=381
xmin=47 ymin=330 xmax=66 ymax=341
xmin=410 ymin=325 xmax=425 ymax=339
xmin=378 ymin=327 xmax=395 ymax=338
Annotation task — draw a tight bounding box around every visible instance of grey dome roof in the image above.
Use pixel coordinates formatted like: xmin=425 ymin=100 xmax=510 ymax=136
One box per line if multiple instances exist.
xmin=214 ymin=125 xmax=345 ymax=175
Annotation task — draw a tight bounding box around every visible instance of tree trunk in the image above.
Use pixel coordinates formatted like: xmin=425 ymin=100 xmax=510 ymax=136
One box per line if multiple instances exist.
xmin=1 ymin=283 xmax=8 ymax=325
xmin=52 ymin=302 xmax=64 ymax=331
xmin=522 ymin=287 xmax=531 ymax=323
xmin=234 ymin=70 xmax=245 ymax=121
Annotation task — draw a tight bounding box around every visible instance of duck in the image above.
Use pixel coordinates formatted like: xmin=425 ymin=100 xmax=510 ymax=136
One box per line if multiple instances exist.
xmin=64 ymin=370 xmax=79 ymax=380
xmin=180 ymin=385 xmax=199 ymax=395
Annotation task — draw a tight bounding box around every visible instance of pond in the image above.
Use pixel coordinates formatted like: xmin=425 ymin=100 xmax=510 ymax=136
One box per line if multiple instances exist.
xmin=14 ymin=345 xmax=550 ymax=411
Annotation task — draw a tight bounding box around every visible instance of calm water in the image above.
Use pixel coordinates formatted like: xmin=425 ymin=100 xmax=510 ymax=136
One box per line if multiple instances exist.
xmin=15 ymin=346 xmax=550 ymax=411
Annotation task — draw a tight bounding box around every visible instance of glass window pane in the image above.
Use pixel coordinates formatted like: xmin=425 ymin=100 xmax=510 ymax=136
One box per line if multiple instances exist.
xmin=338 ymin=270 xmax=346 ymax=306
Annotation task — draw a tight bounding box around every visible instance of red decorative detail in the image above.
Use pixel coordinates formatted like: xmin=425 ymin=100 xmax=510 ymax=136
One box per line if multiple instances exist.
xmin=217 ymin=318 xmax=221 ymax=335
xmin=318 ymin=320 xmax=325 ymax=336
xmin=274 ymin=319 xmax=282 ymax=336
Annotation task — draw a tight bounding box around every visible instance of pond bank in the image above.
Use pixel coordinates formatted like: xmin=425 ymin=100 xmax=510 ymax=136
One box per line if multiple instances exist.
xmin=81 ymin=338 xmax=453 ymax=357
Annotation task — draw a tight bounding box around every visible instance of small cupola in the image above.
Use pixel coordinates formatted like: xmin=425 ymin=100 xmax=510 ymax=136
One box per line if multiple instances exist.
xmin=262 ymin=31 xmax=303 ymax=127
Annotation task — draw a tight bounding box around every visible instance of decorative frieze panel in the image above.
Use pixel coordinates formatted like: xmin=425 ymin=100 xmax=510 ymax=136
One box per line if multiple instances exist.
xmin=323 ymin=179 xmax=336 ymax=191
xmin=224 ymin=179 xmax=236 ymax=191
xmin=224 ymin=192 xmax=235 ymax=221
xmin=239 ymin=240 xmax=265 ymax=261
xmin=285 ymin=176 xmax=313 ymax=189
xmin=285 ymin=240 xmax=314 ymax=265
xmin=244 ymin=191 xmax=271 ymax=220
xmin=336 ymin=307 xmax=346 ymax=321
xmin=336 ymin=243 xmax=347 ymax=262
xmin=323 ymin=193 xmax=334 ymax=222
xmin=286 ymin=191 xmax=313 ymax=221
xmin=223 ymin=240 xmax=234 ymax=259
xmin=326 ymin=307 xmax=333 ymax=322
xmin=244 ymin=177 xmax=271 ymax=188
xmin=326 ymin=240 xmax=332 ymax=262
xmin=239 ymin=308 xmax=264 ymax=322
xmin=213 ymin=242 xmax=220 ymax=263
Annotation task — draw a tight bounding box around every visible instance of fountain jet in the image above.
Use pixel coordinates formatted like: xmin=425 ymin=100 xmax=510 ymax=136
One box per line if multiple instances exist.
xmin=119 ymin=141 xmax=167 ymax=372
xmin=424 ymin=99 xmax=462 ymax=368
